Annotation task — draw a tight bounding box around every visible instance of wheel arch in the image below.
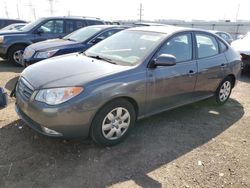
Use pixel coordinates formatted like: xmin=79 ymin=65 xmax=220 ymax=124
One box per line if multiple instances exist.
xmin=88 ymin=96 xmax=139 ymax=137
xmin=227 ymin=74 xmax=236 ymax=88
xmin=98 ymin=96 xmax=139 ymax=119
xmin=7 ymin=42 xmax=31 ymax=57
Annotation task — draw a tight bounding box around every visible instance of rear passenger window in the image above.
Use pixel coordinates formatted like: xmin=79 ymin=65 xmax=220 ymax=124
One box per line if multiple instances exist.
xmin=196 ymin=34 xmax=219 ymax=58
xmin=87 ymin=20 xmax=103 ymax=26
xmin=65 ymin=20 xmax=75 ymax=33
xmin=75 ymin=20 xmax=86 ymax=29
xmin=157 ymin=34 xmax=192 ymax=63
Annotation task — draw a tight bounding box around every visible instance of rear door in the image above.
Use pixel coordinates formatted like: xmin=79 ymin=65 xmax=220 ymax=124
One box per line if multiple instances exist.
xmin=147 ymin=32 xmax=198 ymax=113
xmin=193 ymin=32 xmax=227 ymax=99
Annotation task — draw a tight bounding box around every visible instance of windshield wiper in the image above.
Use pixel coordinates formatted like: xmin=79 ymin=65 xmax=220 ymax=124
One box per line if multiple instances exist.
xmin=66 ymin=38 xmax=76 ymax=42
xmin=87 ymin=55 xmax=117 ymax=65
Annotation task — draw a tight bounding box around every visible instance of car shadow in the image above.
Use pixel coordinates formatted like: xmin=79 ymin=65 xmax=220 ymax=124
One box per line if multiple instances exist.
xmin=240 ymin=68 xmax=250 ymax=83
xmin=4 ymin=76 xmax=19 ymax=93
xmin=0 ymin=98 xmax=244 ymax=187
xmin=0 ymin=60 xmax=23 ymax=73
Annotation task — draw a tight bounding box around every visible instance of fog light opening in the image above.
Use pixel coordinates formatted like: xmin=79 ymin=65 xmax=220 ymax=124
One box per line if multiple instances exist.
xmin=42 ymin=126 xmax=62 ymax=136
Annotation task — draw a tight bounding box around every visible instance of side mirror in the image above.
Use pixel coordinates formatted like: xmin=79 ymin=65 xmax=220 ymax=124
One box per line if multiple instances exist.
xmin=152 ymin=54 xmax=176 ymax=67
xmin=91 ymin=36 xmax=104 ymax=44
xmin=35 ymin=28 xmax=44 ymax=35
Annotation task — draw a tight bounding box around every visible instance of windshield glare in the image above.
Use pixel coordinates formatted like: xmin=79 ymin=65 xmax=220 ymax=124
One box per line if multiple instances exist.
xmin=64 ymin=27 xmax=102 ymax=42
xmin=85 ymin=30 xmax=165 ymax=65
xmin=20 ymin=18 xmax=43 ymax=32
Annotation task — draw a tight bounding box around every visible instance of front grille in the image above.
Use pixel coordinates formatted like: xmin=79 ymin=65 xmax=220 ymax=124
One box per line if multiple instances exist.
xmin=17 ymin=78 xmax=34 ymax=100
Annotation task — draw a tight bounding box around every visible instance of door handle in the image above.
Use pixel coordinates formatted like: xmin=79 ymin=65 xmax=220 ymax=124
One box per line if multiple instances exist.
xmin=220 ymin=63 xmax=226 ymax=68
xmin=188 ymin=70 xmax=196 ymax=76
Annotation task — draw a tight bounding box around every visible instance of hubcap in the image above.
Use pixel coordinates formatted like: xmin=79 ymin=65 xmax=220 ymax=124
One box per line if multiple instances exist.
xmin=13 ymin=50 xmax=24 ymax=64
xmin=219 ymin=81 xmax=231 ymax=102
xmin=102 ymin=107 xmax=130 ymax=140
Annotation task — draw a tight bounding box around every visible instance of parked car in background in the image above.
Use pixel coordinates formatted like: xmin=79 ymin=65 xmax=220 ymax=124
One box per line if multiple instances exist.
xmin=0 ymin=18 xmax=26 ymax=29
xmin=15 ymin=26 xmax=241 ymax=146
xmin=210 ymin=30 xmax=234 ymax=44
xmin=22 ymin=25 xmax=128 ymax=66
xmin=133 ymin=22 xmax=166 ymax=26
xmin=231 ymin=32 xmax=250 ymax=68
xmin=0 ymin=17 xmax=105 ymax=65
xmin=0 ymin=23 xmax=27 ymax=31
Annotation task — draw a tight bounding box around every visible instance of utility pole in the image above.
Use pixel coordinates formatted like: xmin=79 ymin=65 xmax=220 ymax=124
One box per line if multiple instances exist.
xmin=235 ymin=3 xmax=240 ymax=22
xmin=4 ymin=1 xmax=9 ymax=18
xmin=138 ymin=3 xmax=144 ymax=23
xmin=27 ymin=0 xmax=36 ymax=20
xmin=48 ymin=0 xmax=54 ymax=16
xmin=16 ymin=2 xmax=20 ymax=19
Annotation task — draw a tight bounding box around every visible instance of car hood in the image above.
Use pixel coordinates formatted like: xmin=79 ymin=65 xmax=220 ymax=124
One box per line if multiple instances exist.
xmin=29 ymin=38 xmax=81 ymax=51
xmin=0 ymin=29 xmax=25 ymax=35
xmin=21 ymin=54 xmax=131 ymax=89
xmin=231 ymin=39 xmax=250 ymax=55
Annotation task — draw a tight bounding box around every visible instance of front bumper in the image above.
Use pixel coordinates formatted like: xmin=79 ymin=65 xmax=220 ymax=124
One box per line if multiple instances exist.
xmin=241 ymin=54 xmax=250 ymax=67
xmin=0 ymin=44 xmax=8 ymax=59
xmin=15 ymin=90 xmax=96 ymax=139
xmin=22 ymin=58 xmax=43 ymax=66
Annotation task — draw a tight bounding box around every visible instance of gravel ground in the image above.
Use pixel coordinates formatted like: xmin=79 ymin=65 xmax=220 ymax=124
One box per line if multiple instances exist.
xmin=0 ymin=60 xmax=249 ymax=188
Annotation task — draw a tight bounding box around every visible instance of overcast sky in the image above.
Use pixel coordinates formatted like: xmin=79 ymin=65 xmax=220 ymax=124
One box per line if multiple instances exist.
xmin=0 ymin=0 xmax=249 ymax=22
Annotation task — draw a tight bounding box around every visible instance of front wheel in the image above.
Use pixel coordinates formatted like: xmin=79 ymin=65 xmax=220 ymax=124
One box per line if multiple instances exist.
xmin=215 ymin=77 xmax=233 ymax=105
xmin=90 ymin=99 xmax=136 ymax=146
xmin=8 ymin=45 xmax=26 ymax=66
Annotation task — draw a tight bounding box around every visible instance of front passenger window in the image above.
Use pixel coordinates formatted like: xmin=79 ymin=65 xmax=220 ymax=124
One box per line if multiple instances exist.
xmin=157 ymin=34 xmax=192 ymax=63
xmin=37 ymin=20 xmax=64 ymax=34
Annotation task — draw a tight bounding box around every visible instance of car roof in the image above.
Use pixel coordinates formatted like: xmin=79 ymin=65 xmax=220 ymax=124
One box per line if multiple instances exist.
xmin=86 ymin=25 xmax=130 ymax=29
xmin=128 ymin=25 xmax=195 ymax=34
xmin=39 ymin=16 xmax=103 ymax=21
xmin=128 ymin=25 xmax=224 ymax=36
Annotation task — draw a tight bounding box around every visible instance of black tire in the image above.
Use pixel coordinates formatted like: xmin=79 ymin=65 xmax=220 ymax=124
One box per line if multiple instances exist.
xmin=90 ymin=99 xmax=136 ymax=146
xmin=215 ymin=77 xmax=233 ymax=105
xmin=8 ymin=45 xmax=26 ymax=66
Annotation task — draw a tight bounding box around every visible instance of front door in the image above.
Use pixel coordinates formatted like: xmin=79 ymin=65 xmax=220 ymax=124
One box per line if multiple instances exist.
xmin=147 ymin=33 xmax=198 ymax=114
xmin=32 ymin=20 xmax=65 ymax=43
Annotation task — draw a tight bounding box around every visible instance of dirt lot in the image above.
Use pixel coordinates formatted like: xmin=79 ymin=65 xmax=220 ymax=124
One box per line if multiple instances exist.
xmin=0 ymin=60 xmax=249 ymax=188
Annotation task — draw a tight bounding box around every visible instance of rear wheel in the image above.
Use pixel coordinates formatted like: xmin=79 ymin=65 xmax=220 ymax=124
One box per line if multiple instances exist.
xmin=215 ymin=77 xmax=233 ymax=105
xmin=90 ymin=99 xmax=136 ymax=146
xmin=8 ymin=45 xmax=26 ymax=66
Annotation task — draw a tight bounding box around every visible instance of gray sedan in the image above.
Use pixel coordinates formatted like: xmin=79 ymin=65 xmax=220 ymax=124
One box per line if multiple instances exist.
xmin=15 ymin=26 xmax=242 ymax=146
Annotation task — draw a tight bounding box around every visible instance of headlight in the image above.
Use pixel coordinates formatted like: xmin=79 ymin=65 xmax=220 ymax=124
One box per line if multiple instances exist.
xmin=35 ymin=87 xmax=83 ymax=105
xmin=23 ymin=47 xmax=35 ymax=59
xmin=0 ymin=36 xmax=4 ymax=43
xmin=34 ymin=49 xmax=58 ymax=59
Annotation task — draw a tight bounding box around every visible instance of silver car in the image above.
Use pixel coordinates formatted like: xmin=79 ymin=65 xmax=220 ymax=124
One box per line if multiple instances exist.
xmin=15 ymin=26 xmax=242 ymax=146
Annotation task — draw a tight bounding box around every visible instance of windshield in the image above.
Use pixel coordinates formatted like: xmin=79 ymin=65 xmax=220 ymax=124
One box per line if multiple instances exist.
xmin=64 ymin=27 xmax=102 ymax=42
xmin=20 ymin=18 xmax=44 ymax=32
xmin=85 ymin=30 xmax=165 ymax=66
